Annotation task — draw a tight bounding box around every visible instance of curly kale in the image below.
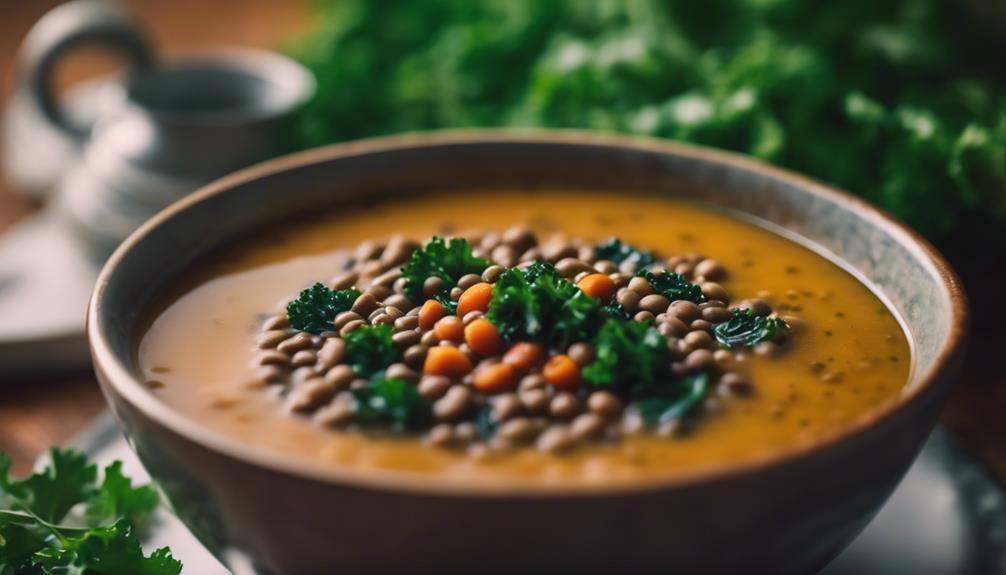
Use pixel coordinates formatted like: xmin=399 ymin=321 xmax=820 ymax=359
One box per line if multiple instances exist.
xmin=582 ymin=319 xmax=670 ymax=389
xmin=713 ymin=308 xmax=788 ymax=348
xmin=486 ymin=263 xmax=602 ymax=349
xmin=286 ymin=283 xmax=361 ymax=334
xmin=637 ymin=269 xmax=707 ymax=304
xmin=635 ymin=373 xmax=711 ymax=426
xmin=343 ymin=324 xmax=398 ymax=378
xmin=594 ymin=238 xmax=655 ymax=269
xmin=400 ymin=237 xmax=489 ymax=303
xmin=354 ymin=378 xmax=432 ymax=430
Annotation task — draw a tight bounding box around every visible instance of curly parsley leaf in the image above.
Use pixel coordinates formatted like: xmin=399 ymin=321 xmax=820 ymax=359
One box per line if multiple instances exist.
xmin=33 ymin=519 xmax=181 ymax=575
xmin=343 ymin=324 xmax=398 ymax=378
xmin=635 ymin=373 xmax=711 ymax=426
xmin=636 ymin=269 xmax=706 ymax=304
xmin=582 ymin=319 xmax=670 ymax=389
xmin=713 ymin=308 xmax=788 ymax=348
xmin=1 ymin=449 xmax=96 ymax=524
xmin=85 ymin=462 xmax=159 ymax=530
xmin=595 ymin=238 xmax=655 ymax=269
xmin=0 ymin=450 xmax=181 ymax=575
xmin=286 ymin=283 xmax=361 ymax=334
xmin=353 ymin=378 xmax=432 ymax=431
xmin=401 ymin=237 xmax=488 ymax=303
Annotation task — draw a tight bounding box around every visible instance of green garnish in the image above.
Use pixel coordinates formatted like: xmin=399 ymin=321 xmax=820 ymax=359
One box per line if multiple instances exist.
xmin=353 ymin=378 xmax=432 ymax=430
xmin=293 ymin=0 xmax=1006 ymax=241
xmin=582 ymin=319 xmax=670 ymax=389
xmin=635 ymin=373 xmax=711 ymax=426
xmin=486 ymin=263 xmax=602 ymax=349
xmin=343 ymin=324 xmax=398 ymax=378
xmin=713 ymin=308 xmax=788 ymax=348
xmin=432 ymin=292 xmax=458 ymax=315
xmin=400 ymin=237 xmax=489 ymax=303
xmin=595 ymin=238 xmax=655 ymax=269
xmin=637 ymin=269 xmax=707 ymax=304
xmin=600 ymin=301 xmax=633 ymax=320
xmin=0 ymin=449 xmax=181 ymax=574
xmin=286 ymin=282 xmax=361 ymax=334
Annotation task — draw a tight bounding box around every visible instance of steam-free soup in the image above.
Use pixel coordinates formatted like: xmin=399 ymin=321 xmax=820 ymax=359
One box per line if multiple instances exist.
xmin=139 ymin=189 xmax=911 ymax=486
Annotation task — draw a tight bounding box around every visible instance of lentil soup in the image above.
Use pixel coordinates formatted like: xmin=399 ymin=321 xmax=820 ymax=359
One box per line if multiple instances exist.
xmin=138 ymin=188 xmax=911 ymax=486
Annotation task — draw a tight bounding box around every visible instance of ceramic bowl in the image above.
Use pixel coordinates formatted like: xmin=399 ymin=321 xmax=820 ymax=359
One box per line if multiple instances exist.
xmin=88 ymin=131 xmax=968 ymax=574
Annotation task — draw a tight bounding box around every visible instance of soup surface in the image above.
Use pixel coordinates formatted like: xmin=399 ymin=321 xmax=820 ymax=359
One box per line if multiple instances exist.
xmin=139 ymin=189 xmax=911 ymax=487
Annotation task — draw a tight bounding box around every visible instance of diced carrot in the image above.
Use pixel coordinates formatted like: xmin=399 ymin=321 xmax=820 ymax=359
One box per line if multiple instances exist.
xmin=424 ymin=346 xmax=473 ymax=378
xmin=464 ymin=319 xmax=504 ymax=357
xmin=434 ymin=316 xmax=465 ymax=343
xmin=577 ymin=273 xmax=616 ymax=301
xmin=472 ymin=362 xmax=518 ymax=394
xmin=419 ymin=299 xmax=446 ymax=330
xmin=543 ymin=354 xmax=582 ymax=391
xmin=457 ymin=282 xmax=494 ymax=317
xmin=502 ymin=342 xmax=546 ymax=373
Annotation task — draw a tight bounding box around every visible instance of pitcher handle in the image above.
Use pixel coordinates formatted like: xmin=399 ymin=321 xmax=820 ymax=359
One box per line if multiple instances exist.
xmin=18 ymin=0 xmax=155 ymax=139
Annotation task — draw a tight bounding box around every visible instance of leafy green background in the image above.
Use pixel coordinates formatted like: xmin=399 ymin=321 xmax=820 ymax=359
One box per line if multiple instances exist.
xmin=292 ymin=0 xmax=1006 ymax=242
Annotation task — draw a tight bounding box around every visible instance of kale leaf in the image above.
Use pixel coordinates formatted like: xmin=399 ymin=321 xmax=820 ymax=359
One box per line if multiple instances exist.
xmin=343 ymin=324 xmax=398 ymax=378
xmin=486 ymin=263 xmax=602 ymax=349
xmin=582 ymin=319 xmax=670 ymax=389
xmin=286 ymin=283 xmax=361 ymax=334
xmin=401 ymin=237 xmax=488 ymax=303
xmin=636 ymin=269 xmax=706 ymax=304
xmin=713 ymin=308 xmax=788 ymax=348
xmin=0 ymin=449 xmax=181 ymax=575
xmin=354 ymin=378 xmax=432 ymax=430
xmin=594 ymin=237 xmax=655 ymax=269
xmin=635 ymin=373 xmax=711 ymax=426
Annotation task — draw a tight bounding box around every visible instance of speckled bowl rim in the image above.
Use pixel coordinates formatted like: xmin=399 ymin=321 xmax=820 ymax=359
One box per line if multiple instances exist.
xmin=88 ymin=129 xmax=969 ymax=497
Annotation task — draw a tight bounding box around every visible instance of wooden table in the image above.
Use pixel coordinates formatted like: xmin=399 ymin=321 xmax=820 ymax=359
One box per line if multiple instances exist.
xmin=1 ymin=1 xmax=1004 ymax=484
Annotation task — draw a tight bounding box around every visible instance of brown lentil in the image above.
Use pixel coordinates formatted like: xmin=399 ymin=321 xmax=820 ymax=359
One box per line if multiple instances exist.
xmin=587 ymin=391 xmax=623 ymax=419
xmin=394 ymin=315 xmax=420 ymax=331
xmin=537 ymin=425 xmax=576 ymax=454
xmin=423 ymin=276 xmax=447 ymax=298
xmin=481 ymin=265 xmax=505 ymax=283
xmin=571 ymin=413 xmax=606 ymax=441
xmin=627 ymin=276 xmax=655 ymax=296
xmin=276 ymin=333 xmax=312 ymax=355
xmin=498 ymin=417 xmax=538 ymax=443
xmin=616 ymin=289 xmax=641 ymax=313
xmin=549 ymin=392 xmax=581 ymax=420
xmin=403 ymin=344 xmax=429 ymax=368
xmin=391 ymin=329 xmax=421 ymax=349
xmin=668 ymin=300 xmax=701 ymax=323
xmin=567 ymin=342 xmax=596 ymax=366
xmin=418 ymin=375 xmax=454 ymax=400
xmin=434 ymin=385 xmax=471 ymax=421
xmin=339 ymin=319 xmax=366 ymax=336
xmin=256 ymin=330 xmax=290 ymax=349
xmin=333 ymin=311 xmax=362 ymax=330
xmin=323 ymin=365 xmax=356 ymax=392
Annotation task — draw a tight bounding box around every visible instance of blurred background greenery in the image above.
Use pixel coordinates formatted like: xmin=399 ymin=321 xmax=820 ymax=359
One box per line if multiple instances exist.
xmin=292 ymin=0 xmax=1006 ymax=243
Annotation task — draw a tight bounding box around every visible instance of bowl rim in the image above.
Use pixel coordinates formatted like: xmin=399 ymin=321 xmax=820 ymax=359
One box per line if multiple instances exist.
xmin=88 ymin=129 xmax=969 ymax=497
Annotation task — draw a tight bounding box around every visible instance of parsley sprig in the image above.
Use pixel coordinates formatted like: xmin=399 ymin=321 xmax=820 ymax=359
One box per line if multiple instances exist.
xmin=0 ymin=449 xmax=181 ymax=574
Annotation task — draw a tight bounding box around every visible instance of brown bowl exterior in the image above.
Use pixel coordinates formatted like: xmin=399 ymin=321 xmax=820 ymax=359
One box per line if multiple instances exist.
xmin=89 ymin=131 xmax=967 ymax=574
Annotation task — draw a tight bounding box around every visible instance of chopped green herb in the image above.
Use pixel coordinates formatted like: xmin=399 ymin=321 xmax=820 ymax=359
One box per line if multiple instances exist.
xmin=474 ymin=405 xmax=497 ymax=438
xmin=635 ymin=373 xmax=711 ymax=426
xmin=637 ymin=269 xmax=707 ymax=304
xmin=343 ymin=324 xmax=397 ymax=378
xmin=713 ymin=308 xmax=788 ymax=348
xmin=400 ymin=237 xmax=488 ymax=303
xmin=0 ymin=449 xmax=181 ymax=575
xmin=432 ymin=291 xmax=458 ymax=315
xmin=286 ymin=282 xmax=361 ymax=334
xmin=485 ymin=264 xmax=603 ymax=349
xmin=582 ymin=319 xmax=670 ymax=389
xmin=595 ymin=238 xmax=655 ymax=268
xmin=600 ymin=301 xmax=633 ymax=320
xmin=354 ymin=378 xmax=432 ymax=430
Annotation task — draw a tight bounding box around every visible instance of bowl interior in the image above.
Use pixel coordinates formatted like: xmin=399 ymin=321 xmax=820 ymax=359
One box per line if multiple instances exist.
xmin=90 ymin=130 xmax=966 ymax=489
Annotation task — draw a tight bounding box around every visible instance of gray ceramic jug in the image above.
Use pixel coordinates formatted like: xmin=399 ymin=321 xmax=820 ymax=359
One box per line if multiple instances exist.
xmin=17 ymin=0 xmax=315 ymax=257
